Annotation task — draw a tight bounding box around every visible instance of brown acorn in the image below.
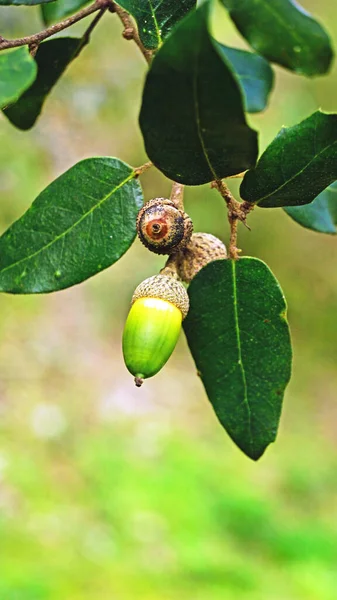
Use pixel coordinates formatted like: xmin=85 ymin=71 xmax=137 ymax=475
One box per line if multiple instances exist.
xmin=137 ymin=198 xmax=193 ymax=255
xmin=174 ymin=233 xmax=227 ymax=283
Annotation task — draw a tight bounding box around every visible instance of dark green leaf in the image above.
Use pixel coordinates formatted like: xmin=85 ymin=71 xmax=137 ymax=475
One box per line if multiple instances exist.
xmin=0 ymin=0 xmax=53 ymax=5
xmin=0 ymin=47 xmax=37 ymax=109
xmin=0 ymin=158 xmax=143 ymax=294
xmin=285 ymin=182 xmax=337 ymax=234
xmin=220 ymin=0 xmax=333 ymax=77
xmin=184 ymin=258 xmax=292 ymax=460
xmin=116 ymin=0 xmax=196 ymax=50
xmin=216 ymin=43 xmax=274 ymax=113
xmin=240 ymin=111 xmax=337 ymax=208
xmin=139 ymin=1 xmax=258 ymax=185
xmin=41 ymin=0 xmax=90 ymax=24
xmin=3 ymin=37 xmax=84 ymax=130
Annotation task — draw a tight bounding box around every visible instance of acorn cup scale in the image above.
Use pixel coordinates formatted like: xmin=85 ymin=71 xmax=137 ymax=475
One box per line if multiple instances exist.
xmin=122 ymin=275 xmax=189 ymax=387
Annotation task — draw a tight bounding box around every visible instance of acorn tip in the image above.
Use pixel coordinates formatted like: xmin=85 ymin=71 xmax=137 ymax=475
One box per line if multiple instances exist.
xmin=134 ymin=376 xmax=144 ymax=388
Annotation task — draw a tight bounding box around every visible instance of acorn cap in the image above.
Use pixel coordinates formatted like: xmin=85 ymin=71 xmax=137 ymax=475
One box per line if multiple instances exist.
xmin=174 ymin=232 xmax=227 ymax=283
xmin=137 ymin=198 xmax=193 ymax=255
xmin=132 ymin=274 xmax=189 ymax=319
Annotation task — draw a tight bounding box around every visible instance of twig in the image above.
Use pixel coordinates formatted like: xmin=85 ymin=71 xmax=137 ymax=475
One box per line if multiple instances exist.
xmin=170 ymin=182 xmax=185 ymax=210
xmin=0 ymin=0 xmax=153 ymax=70
xmin=113 ymin=4 xmax=153 ymax=64
xmin=82 ymin=6 xmax=108 ymax=45
xmin=0 ymin=0 xmax=110 ymax=51
xmin=160 ymin=255 xmax=180 ymax=279
xmin=133 ymin=161 xmax=153 ymax=178
xmin=228 ymin=219 xmax=239 ymax=260
xmin=29 ymin=43 xmax=39 ymax=57
xmin=227 ymin=171 xmax=247 ymax=179
xmin=212 ymin=179 xmax=254 ymax=260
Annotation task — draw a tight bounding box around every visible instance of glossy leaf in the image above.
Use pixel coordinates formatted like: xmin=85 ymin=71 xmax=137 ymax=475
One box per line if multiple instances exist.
xmin=41 ymin=0 xmax=90 ymax=25
xmin=220 ymin=0 xmax=333 ymax=77
xmin=0 ymin=0 xmax=53 ymax=5
xmin=3 ymin=37 xmax=83 ymax=130
xmin=0 ymin=158 xmax=143 ymax=294
xmin=285 ymin=182 xmax=337 ymax=234
xmin=184 ymin=258 xmax=292 ymax=460
xmin=0 ymin=47 xmax=37 ymax=109
xmin=116 ymin=0 xmax=196 ymax=50
xmin=241 ymin=111 xmax=337 ymax=208
xmin=139 ymin=1 xmax=258 ymax=185
xmin=216 ymin=43 xmax=274 ymax=113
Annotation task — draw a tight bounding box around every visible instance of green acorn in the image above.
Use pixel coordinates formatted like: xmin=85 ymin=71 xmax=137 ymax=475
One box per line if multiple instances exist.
xmin=122 ymin=274 xmax=189 ymax=387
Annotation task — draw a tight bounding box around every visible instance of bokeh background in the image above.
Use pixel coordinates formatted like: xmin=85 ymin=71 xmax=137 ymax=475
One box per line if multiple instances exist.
xmin=1 ymin=1 xmax=337 ymax=598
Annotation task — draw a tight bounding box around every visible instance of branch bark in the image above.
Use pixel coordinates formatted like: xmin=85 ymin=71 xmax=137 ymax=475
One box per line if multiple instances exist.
xmin=170 ymin=182 xmax=185 ymax=210
xmin=113 ymin=4 xmax=153 ymax=64
xmin=0 ymin=0 xmax=110 ymax=51
xmin=0 ymin=0 xmax=153 ymax=68
xmin=133 ymin=161 xmax=153 ymax=178
xmin=212 ymin=179 xmax=254 ymax=260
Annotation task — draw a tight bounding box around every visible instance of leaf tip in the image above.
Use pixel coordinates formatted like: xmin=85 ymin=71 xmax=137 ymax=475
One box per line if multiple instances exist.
xmin=238 ymin=439 xmax=271 ymax=461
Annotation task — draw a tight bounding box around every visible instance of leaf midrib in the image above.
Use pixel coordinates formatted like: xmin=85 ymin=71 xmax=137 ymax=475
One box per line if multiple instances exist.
xmin=147 ymin=0 xmax=162 ymax=47
xmin=231 ymin=260 xmax=253 ymax=449
xmin=255 ymin=135 xmax=337 ymax=204
xmin=248 ymin=0 xmax=313 ymax=52
xmin=0 ymin=171 xmax=135 ymax=279
xmin=192 ymin=25 xmax=217 ymax=180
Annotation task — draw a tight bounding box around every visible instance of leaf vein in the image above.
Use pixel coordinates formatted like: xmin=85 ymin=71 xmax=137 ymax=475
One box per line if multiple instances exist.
xmin=257 ymin=137 xmax=337 ymax=203
xmin=231 ymin=260 xmax=253 ymax=448
xmin=0 ymin=172 xmax=134 ymax=279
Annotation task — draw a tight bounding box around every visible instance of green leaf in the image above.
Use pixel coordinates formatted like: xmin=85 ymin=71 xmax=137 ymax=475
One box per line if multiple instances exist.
xmin=41 ymin=0 xmax=90 ymax=24
xmin=0 ymin=47 xmax=37 ymax=109
xmin=220 ymin=0 xmax=333 ymax=77
xmin=0 ymin=158 xmax=143 ymax=294
xmin=216 ymin=43 xmax=274 ymax=113
xmin=0 ymin=0 xmax=53 ymax=5
xmin=139 ymin=1 xmax=258 ymax=186
xmin=116 ymin=0 xmax=196 ymax=50
xmin=284 ymin=182 xmax=337 ymax=234
xmin=3 ymin=37 xmax=83 ymax=130
xmin=183 ymin=258 xmax=292 ymax=460
xmin=240 ymin=111 xmax=337 ymax=208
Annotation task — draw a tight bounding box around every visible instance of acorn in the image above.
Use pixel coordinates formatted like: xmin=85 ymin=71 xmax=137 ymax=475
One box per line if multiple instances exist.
xmin=174 ymin=232 xmax=227 ymax=283
xmin=122 ymin=274 xmax=189 ymax=387
xmin=137 ymin=198 xmax=193 ymax=254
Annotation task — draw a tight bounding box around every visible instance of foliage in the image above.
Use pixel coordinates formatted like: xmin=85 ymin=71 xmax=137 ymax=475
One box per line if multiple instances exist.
xmin=139 ymin=1 xmax=258 ymax=184
xmin=0 ymin=158 xmax=143 ymax=292
xmin=285 ymin=182 xmax=337 ymax=234
xmin=220 ymin=0 xmax=333 ymax=76
xmin=0 ymin=0 xmax=336 ymax=460
xmin=117 ymin=0 xmax=196 ymax=50
xmin=0 ymin=47 xmax=37 ymax=108
xmin=240 ymin=111 xmax=337 ymax=208
xmin=3 ymin=37 xmax=85 ymax=129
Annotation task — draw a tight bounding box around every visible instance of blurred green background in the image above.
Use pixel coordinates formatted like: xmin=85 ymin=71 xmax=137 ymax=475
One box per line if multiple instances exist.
xmin=1 ymin=1 xmax=337 ymax=598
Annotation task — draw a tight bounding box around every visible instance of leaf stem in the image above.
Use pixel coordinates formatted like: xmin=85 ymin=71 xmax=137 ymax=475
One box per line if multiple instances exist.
xmin=133 ymin=161 xmax=153 ymax=178
xmin=82 ymin=6 xmax=108 ymax=45
xmin=0 ymin=0 xmax=111 ymax=51
xmin=212 ymin=179 xmax=254 ymax=260
xmin=160 ymin=255 xmax=180 ymax=279
xmin=113 ymin=4 xmax=153 ymax=64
